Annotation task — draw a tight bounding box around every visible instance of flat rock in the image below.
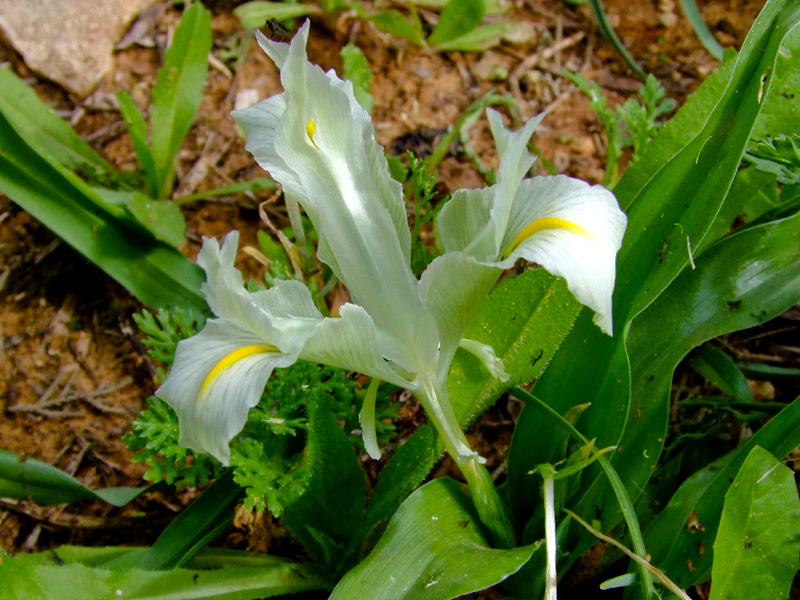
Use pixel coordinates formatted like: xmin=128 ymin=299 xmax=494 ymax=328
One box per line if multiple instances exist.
xmin=0 ymin=0 xmax=161 ymax=97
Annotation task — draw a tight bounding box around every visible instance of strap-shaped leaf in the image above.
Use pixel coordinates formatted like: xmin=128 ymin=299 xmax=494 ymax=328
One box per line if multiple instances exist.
xmin=0 ymin=111 xmax=206 ymax=312
xmin=0 ymin=449 xmax=155 ymax=506
xmin=709 ymin=447 xmax=800 ymax=600
xmin=149 ymin=3 xmax=212 ymax=198
xmin=331 ymin=478 xmax=537 ymax=600
xmin=1 ymin=546 xmax=331 ymax=600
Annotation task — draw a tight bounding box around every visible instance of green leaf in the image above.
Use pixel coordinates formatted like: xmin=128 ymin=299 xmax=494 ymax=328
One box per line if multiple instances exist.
xmin=510 ymin=1 xmax=800 ymax=577
xmin=688 ymin=343 xmax=755 ymax=402
xmin=606 ymin=204 xmax=800 ymax=539
xmin=0 ymin=449 xmax=155 ymax=506
xmin=750 ymin=25 xmax=800 ymax=140
xmin=281 ymin=397 xmax=365 ymax=571
xmin=233 ymin=1 xmax=320 ymax=28
xmin=331 ymin=478 xmax=537 ymax=600
xmin=679 ymin=0 xmax=725 ymax=59
xmin=746 ymin=134 xmax=800 ymax=185
xmin=433 ymin=22 xmax=525 ymax=52
xmin=709 ymin=446 xmax=800 ymax=600
xmin=0 ymin=67 xmax=113 ymax=177
xmin=342 ymin=426 xmax=440 ymax=569
xmin=122 ymin=192 xmax=186 ymax=247
xmin=341 ymin=43 xmax=373 ymax=113
xmin=0 ymin=111 xmax=206 ymax=312
xmin=116 ymin=91 xmax=159 ymax=197
xmin=173 ymin=177 xmax=277 ymax=205
xmin=106 ymin=469 xmax=243 ymax=570
xmin=0 ymin=547 xmax=331 ymax=600
xmin=448 ymin=268 xmax=581 ymax=429
xmin=149 ymin=3 xmax=212 ymax=199
xmin=370 ymin=10 xmax=425 ymax=46
xmin=427 ymin=0 xmax=486 ymax=48
xmin=643 ymin=395 xmax=800 ymax=588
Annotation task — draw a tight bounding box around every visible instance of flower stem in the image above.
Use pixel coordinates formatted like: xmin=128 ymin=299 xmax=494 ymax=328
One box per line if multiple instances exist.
xmin=418 ymin=378 xmax=515 ymax=548
xmin=543 ymin=474 xmax=558 ymax=600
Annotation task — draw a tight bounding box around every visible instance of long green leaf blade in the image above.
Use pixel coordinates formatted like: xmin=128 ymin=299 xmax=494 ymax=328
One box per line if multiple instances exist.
xmin=708 ymin=446 xmax=800 ymax=600
xmin=0 ymin=67 xmax=113 ymax=176
xmin=0 ymin=449 xmax=154 ymax=506
xmin=149 ymin=3 xmax=212 ymax=198
xmin=644 ymin=395 xmax=800 ymax=587
xmin=331 ymin=478 xmax=537 ymax=599
xmin=0 ymin=111 xmax=206 ymax=312
xmin=116 ymin=91 xmax=160 ymax=197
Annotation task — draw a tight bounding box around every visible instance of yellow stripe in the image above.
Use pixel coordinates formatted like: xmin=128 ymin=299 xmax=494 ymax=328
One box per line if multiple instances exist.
xmin=201 ymin=344 xmax=278 ymax=393
xmin=306 ymin=119 xmax=319 ymax=149
xmin=504 ymin=217 xmax=589 ymax=258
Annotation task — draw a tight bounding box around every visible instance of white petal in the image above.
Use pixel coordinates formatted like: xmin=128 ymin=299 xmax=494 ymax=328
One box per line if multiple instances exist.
xmin=155 ymin=320 xmax=298 ymax=464
xmin=418 ymin=252 xmax=501 ymax=369
xmin=498 ymin=176 xmax=627 ymax=334
xmin=436 ymin=187 xmax=495 ymax=258
xmin=232 ymin=22 xmax=428 ymax=351
xmin=300 ymin=303 xmax=415 ymax=387
xmin=459 ymin=339 xmax=509 ymax=381
xmin=197 ymin=232 xmax=322 ymax=353
xmin=435 ymin=111 xmax=545 ymax=261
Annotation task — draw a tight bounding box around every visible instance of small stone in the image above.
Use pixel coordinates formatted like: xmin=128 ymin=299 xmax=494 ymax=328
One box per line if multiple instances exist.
xmin=0 ymin=0 xmax=162 ymax=97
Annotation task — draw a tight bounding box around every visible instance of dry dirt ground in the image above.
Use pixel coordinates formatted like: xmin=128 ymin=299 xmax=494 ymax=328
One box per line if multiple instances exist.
xmin=1 ymin=0 xmax=796 ymax=598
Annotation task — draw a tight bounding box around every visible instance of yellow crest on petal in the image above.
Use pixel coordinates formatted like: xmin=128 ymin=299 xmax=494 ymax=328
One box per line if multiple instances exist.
xmin=504 ymin=217 xmax=590 ymax=258
xmin=201 ymin=344 xmax=279 ymax=393
xmin=306 ymin=119 xmax=319 ymax=149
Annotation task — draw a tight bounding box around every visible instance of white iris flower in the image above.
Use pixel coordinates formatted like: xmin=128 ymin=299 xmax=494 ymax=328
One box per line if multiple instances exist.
xmin=155 ymin=22 xmax=626 ymax=530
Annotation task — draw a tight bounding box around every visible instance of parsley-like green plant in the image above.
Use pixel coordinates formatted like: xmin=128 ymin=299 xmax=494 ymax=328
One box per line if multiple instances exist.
xmin=565 ymin=71 xmax=676 ymax=188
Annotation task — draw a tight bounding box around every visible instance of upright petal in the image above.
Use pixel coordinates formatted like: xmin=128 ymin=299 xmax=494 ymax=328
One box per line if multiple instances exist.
xmin=232 ymin=22 xmax=434 ymax=362
xmin=419 ymin=252 xmax=501 ymax=373
xmin=156 ymin=319 xmax=299 ymax=464
xmin=197 ymin=231 xmax=322 ymax=352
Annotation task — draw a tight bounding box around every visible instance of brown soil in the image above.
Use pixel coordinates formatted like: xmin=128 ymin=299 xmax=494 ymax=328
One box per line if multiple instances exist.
xmin=2 ymin=1 xmax=792 ymax=598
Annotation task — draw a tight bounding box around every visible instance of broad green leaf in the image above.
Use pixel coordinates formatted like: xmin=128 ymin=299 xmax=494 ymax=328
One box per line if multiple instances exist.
xmin=750 ymin=25 xmax=800 ymax=141
xmin=697 ymin=165 xmax=779 ymax=254
xmin=0 ymin=112 xmax=206 ymax=312
xmin=342 ymin=426 xmax=440 ymax=570
xmin=0 ymin=449 xmax=154 ymax=506
xmin=433 ymin=22 xmax=526 ymax=52
xmin=123 ymin=192 xmax=186 ymax=247
xmin=448 ymin=269 xmax=581 ymax=428
xmin=331 ymin=478 xmax=537 ymax=600
xmin=173 ymin=177 xmax=277 ymax=205
xmin=149 ymin=3 xmax=212 ymax=199
xmin=0 ymin=67 xmax=113 ymax=177
xmin=106 ymin=470 xmax=243 ymax=570
xmin=233 ymin=1 xmax=320 ymax=28
xmin=427 ymin=0 xmax=486 ymax=48
xmin=341 ymin=43 xmax=373 ymax=113
xmin=116 ymin=91 xmax=159 ymax=197
xmin=281 ymin=397 xmax=365 ymax=571
xmin=603 ymin=204 xmax=800 ymax=546
xmin=615 ymin=0 xmax=800 ymax=323
xmin=370 ymin=10 xmax=425 ymax=46
xmin=688 ymin=343 xmax=754 ymax=402
xmin=413 ymin=0 xmax=508 ymax=15
xmin=510 ymin=0 xmax=800 ymax=552
xmin=709 ymin=446 xmax=800 ymax=600
xmin=643 ymin=395 xmax=800 ymax=588
xmin=0 ymin=547 xmax=331 ymax=600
